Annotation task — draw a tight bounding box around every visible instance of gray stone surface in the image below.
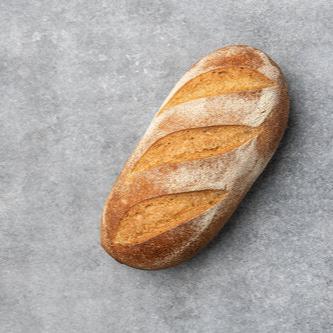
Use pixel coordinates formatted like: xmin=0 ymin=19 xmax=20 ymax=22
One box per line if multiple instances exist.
xmin=1 ymin=0 xmax=332 ymax=332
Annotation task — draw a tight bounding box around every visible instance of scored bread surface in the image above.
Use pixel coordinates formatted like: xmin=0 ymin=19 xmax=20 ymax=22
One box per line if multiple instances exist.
xmin=114 ymin=190 xmax=226 ymax=245
xmin=101 ymin=45 xmax=289 ymax=270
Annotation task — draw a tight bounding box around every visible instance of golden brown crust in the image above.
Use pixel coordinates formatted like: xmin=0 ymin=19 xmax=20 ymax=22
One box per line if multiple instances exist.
xmin=101 ymin=45 xmax=289 ymax=270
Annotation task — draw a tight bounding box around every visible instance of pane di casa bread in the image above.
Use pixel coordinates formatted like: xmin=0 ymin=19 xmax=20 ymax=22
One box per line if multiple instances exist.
xmin=101 ymin=45 xmax=289 ymax=270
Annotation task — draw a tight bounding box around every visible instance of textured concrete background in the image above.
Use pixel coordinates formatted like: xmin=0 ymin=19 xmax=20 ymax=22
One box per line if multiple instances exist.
xmin=1 ymin=1 xmax=332 ymax=332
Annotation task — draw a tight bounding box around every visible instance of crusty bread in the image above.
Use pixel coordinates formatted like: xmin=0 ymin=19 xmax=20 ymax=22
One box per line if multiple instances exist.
xmin=101 ymin=45 xmax=289 ymax=270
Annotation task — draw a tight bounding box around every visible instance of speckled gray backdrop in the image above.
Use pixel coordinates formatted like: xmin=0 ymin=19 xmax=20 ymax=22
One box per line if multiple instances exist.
xmin=1 ymin=1 xmax=332 ymax=332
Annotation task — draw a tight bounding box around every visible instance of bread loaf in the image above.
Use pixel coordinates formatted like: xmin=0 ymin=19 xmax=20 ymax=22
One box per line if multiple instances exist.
xmin=101 ymin=45 xmax=289 ymax=270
